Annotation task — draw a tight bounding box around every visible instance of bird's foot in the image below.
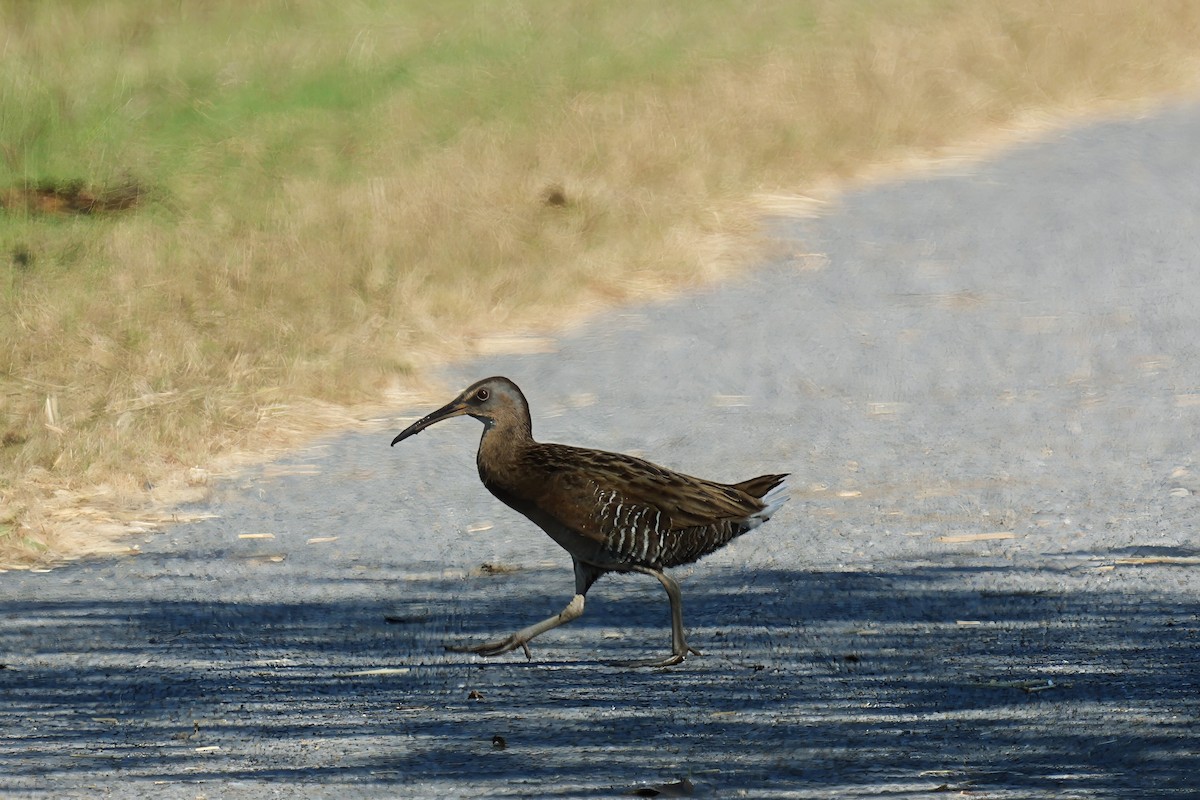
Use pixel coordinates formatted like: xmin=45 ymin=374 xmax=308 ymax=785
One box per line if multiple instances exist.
xmin=604 ymin=645 xmax=701 ymax=669
xmin=445 ymin=635 xmax=533 ymax=660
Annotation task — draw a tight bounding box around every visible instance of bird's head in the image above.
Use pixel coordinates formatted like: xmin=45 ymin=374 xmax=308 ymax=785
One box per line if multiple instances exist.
xmin=390 ymin=376 xmax=531 ymax=446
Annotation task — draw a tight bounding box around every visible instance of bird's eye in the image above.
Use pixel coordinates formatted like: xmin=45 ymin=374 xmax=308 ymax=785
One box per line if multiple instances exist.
xmin=475 ymin=388 xmax=490 ymax=402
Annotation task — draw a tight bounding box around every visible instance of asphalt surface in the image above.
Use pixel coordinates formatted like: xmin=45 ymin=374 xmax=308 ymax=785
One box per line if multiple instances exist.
xmin=3 ymin=102 xmax=1199 ymax=799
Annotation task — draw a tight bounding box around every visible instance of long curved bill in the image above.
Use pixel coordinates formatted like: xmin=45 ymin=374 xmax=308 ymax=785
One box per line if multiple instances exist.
xmin=390 ymin=400 xmax=469 ymax=446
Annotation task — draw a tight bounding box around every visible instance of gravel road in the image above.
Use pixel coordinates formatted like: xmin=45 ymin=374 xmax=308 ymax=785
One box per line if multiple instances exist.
xmin=4 ymin=102 xmax=1199 ymax=799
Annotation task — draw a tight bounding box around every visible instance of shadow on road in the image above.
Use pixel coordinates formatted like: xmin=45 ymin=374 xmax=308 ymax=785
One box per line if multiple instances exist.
xmin=3 ymin=560 xmax=1197 ymax=796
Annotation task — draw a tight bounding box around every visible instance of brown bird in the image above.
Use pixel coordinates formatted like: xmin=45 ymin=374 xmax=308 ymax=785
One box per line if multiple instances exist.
xmin=391 ymin=376 xmax=789 ymax=667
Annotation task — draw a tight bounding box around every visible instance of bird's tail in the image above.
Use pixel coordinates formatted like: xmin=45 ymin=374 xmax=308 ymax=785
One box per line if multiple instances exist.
xmin=737 ymin=473 xmax=790 ymax=529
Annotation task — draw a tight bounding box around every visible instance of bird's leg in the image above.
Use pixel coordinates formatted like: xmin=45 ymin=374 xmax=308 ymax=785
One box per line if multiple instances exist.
xmin=445 ymin=593 xmax=585 ymax=659
xmin=446 ymin=560 xmax=601 ymax=661
xmin=607 ymin=567 xmax=701 ymax=668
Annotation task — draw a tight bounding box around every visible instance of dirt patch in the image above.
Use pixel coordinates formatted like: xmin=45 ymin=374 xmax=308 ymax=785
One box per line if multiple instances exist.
xmin=0 ymin=180 xmax=145 ymax=216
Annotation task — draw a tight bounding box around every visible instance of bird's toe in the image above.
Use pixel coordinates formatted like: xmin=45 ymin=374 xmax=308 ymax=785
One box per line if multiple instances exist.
xmin=445 ymin=635 xmax=532 ymax=659
xmin=603 ymin=651 xmax=690 ymax=669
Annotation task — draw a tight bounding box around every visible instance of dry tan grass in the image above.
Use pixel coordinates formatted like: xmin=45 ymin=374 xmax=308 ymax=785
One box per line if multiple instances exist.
xmin=3 ymin=0 xmax=1200 ymax=567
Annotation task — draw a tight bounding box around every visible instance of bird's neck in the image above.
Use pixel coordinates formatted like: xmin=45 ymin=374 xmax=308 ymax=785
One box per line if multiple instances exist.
xmin=476 ymin=414 xmax=534 ymax=488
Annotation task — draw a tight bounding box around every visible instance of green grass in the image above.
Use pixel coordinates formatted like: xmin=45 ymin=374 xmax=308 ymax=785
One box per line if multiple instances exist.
xmin=2 ymin=0 xmax=1199 ymax=564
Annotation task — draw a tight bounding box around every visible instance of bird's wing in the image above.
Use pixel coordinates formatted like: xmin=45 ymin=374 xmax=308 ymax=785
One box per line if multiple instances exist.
xmin=527 ymin=444 xmax=771 ymax=541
